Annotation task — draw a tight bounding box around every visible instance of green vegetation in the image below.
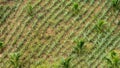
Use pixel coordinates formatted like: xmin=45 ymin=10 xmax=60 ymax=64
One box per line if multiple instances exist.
xmin=112 ymin=0 xmax=120 ymax=10
xmin=60 ymin=57 xmax=71 ymax=68
xmin=94 ymin=20 xmax=107 ymax=33
xmin=0 ymin=41 xmax=3 ymax=53
xmin=0 ymin=5 xmax=10 ymax=23
xmin=105 ymin=51 xmax=120 ymax=68
xmin=0 ymin=0 xmax=120 ymax=68
xmin=26 ymin=4 xmax=34 ymax=16
xmin=0 ymin=41 xmax=3 ymax=48
xmin=9 ymin=52 xmax=21 ymax=68
xmin=1 ymin=0 xmax=23 ymax=2
xmin=32 ymin=61 xmax=60 ymax=68
xmin=118 ymin=21 xmax=120 ymax=25
xmin=72 ymin=2 xmax=79 ymax=14
xmin=72 ymin=38 xmax=85 ymax=55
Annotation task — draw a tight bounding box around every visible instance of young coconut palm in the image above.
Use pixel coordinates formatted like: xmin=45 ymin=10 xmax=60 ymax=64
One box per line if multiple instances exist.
xmin=72 ymin=38 xmax=85 ymax=56
xmin=112 ymin=0 xmax=120 ymax=10
xmin=105 ymin=51 xmax=120 ymax=68
xmin=72 ymin=2 xmax=79 ymax=14
xmin=27 ymin=4 xmax=34 ymax=16
xmin=61 ymin=57 xmax=72 ymax=68
xmin=94 ymin=20 xmax=107 ymax=33
xmin=9 ymin=52 xmax=21 ymax=68
xmin=0 ymin=41 xmax=3 ymax=53
xmin=0 ymin=42 xmax=3 ymax=48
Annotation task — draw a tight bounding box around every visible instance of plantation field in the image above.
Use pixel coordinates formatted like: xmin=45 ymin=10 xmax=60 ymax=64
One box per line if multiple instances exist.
xmin=0 ymin=0 xmax=120 ymax=68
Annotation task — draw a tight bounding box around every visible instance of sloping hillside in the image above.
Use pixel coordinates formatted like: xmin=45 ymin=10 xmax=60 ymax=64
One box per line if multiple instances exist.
xmin=0 ymin=0 xmax=120 ymax=68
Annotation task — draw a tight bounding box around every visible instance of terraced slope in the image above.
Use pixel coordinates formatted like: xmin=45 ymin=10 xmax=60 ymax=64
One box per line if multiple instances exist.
xmin=0 ymin=0 xmax=120 ymax=68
